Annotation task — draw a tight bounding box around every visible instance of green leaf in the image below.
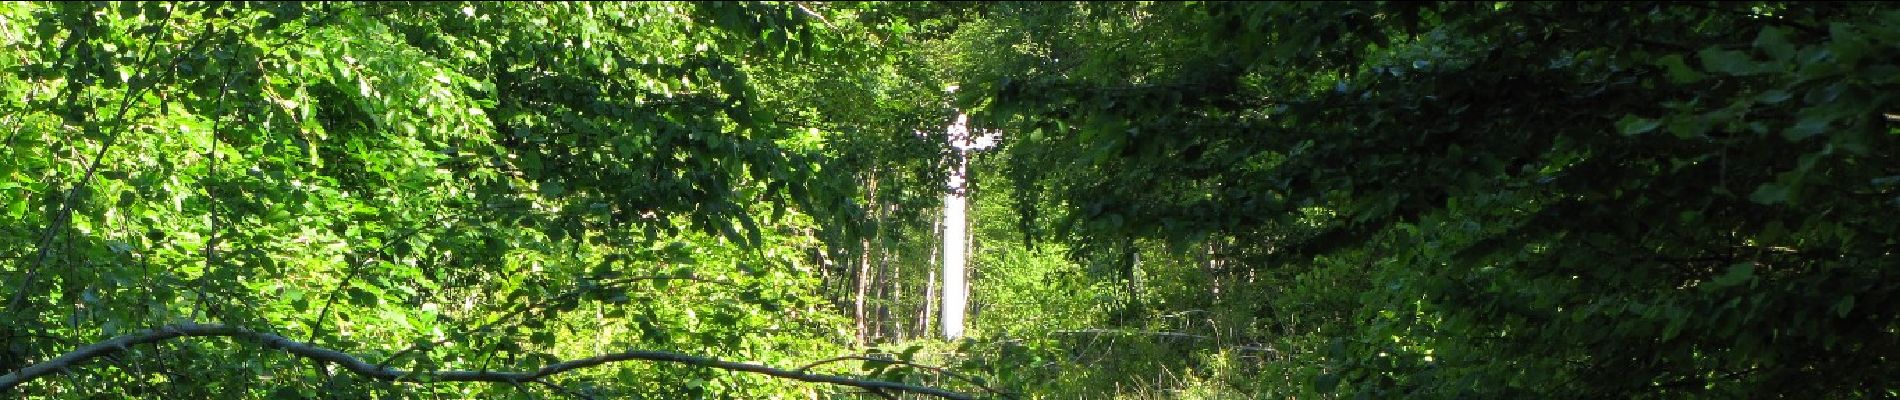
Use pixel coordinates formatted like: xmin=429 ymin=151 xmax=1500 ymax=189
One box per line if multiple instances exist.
xmin=1316 ymin=373 xmax=1342 ymax=393
xmin=5 ymin=196 xmax=25 ymax=217
xmin=1710 ymin=263 xmax=1756 ymax=288
xmin=269 ymin=387 xmax=310 ymax=400
xmin=1754 ymin=26 xmax=1796 ymax=62
xmin=539 ymin=180 xmax=565 ymax=197
xmin=348 ymin=287 xmax=379 ymax=306
xmin=1662 ymin=311 xmax=1688 ymax=340
xmin=1749 ymin=183 xmax=1792 ymax=205
xmin=1617 ymin=115 xmax=1662 ymax=136
xmin=1699 ymin=48 xmax=1758 ymax=76
xmin=1827 ymin=23 xmax=1869 ymax=65
xmin=738 ymin=214 xmax=762 ymax=247
xmin=1756 ymin=89 xmax=1792 ymax=104
xmin=860 ymin=357 xmax=894 ymax=372
xmin=1785 ymin=112 xmax=1831 ymax=141
xmin=899 ymin=344 xmax=923 ymax=361
xmin=1667 ymin=116 xmax=1710 ymax=139
xmin=1656 ymin=54 xmax=1704 ymax=84
xmin=1834 ymin=296 xmax=1856 ymax=318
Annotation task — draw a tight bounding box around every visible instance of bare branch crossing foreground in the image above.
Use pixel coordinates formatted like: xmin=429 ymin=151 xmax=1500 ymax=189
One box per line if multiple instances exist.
xmin=0 ymin=323 xmax=975 ymax=399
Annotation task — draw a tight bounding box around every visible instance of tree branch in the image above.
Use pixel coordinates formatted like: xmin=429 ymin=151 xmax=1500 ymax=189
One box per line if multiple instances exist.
xmin=792 ymin=2 xmax=836 ymax=30
xmin=0 ymin=323 xmax=975 ymax=399
xmin=534 ymin=378 xmax=596 ymax=400
xmin=1050 ymin=329 xmax=1208 ymax=340
xmin=798 ymin=355 xmax=1016 ymax=399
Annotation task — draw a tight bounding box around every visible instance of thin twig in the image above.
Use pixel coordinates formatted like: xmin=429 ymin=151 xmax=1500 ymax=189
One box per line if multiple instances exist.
xmin=191 ymin=68 xmax=240 ymax=321
xmin=866 ymin=388 xmax=899 ymax=400
xmin=305 ymin=215 xmax=463 ymax=341
xmin=534 ymin=378 xmax=596 ymax=400
xmin=798 ymin=355 xmax=1016 ymax=399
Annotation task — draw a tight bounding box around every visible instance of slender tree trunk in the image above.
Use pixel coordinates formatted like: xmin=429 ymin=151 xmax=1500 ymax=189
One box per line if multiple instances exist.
xmin=1206 ymin=239 xmax=1221 ymax=304
xmin=1121 ymin=238 xmax=1142 ymax=323
xmin=856 ymin=171 xmax=888 ymax=345
xmin=855 ymin=238 xmax=869 ymax=345
xmin=885 ymin=243 xmax=902 ymax=341
xmin=921 ymin=213 xmax=939 ymax=337
xmin=869 ymin=242 xmax=885 ymax=342
xmin=880 ymin=249 xmax=895 ymax=341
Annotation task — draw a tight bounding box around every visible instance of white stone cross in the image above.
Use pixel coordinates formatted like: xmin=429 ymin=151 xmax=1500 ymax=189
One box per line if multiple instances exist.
xmin=939 ymin=111 xmax=997 ymax=339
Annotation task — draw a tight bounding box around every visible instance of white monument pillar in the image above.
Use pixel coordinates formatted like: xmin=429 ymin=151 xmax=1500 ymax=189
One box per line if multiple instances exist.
xmin=939 ymin=112 xmax=997 ymax=339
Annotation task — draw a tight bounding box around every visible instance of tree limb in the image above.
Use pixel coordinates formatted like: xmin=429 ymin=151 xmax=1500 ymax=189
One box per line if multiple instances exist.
xmin=799 ymin=355 xmax=1017 ymax=399
xmin=0 ymin=323 xmax=975 ymax=399
xmin=534 ymin=378 xmax=596 ymax=400
xmin=1050 ymin=329 xmax=1208 ymax=340
xmin=792 ymin=2 xmax=835 ymax=30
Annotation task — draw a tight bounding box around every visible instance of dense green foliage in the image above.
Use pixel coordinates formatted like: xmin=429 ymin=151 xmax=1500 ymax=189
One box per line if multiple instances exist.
xmin=4 ymin=1 xmax=1897 ymax=399
xmin=951 ymin=2 xmax=1900 ymax=398
xmin=0 ymin=2 xmax=961 ymax=398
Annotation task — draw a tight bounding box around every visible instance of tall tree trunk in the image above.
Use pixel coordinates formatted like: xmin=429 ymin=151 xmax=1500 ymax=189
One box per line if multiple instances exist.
xmin=856 ymin=237 xmax=870 ymax=346
xmin=880 ymin=250 xmax=894 ymax=341
xmin=1120 ymin=238 xmax=1142 ymax=324
xmin=1206 ymin=239 xmax=1221 ymax=304
xmin=921 ymin=213 xmax=939 ymax=337
xmin=884 ymin=242 xmax=902 ymax=341
xmin=856 ymin=172 xmax=877 ymax=346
